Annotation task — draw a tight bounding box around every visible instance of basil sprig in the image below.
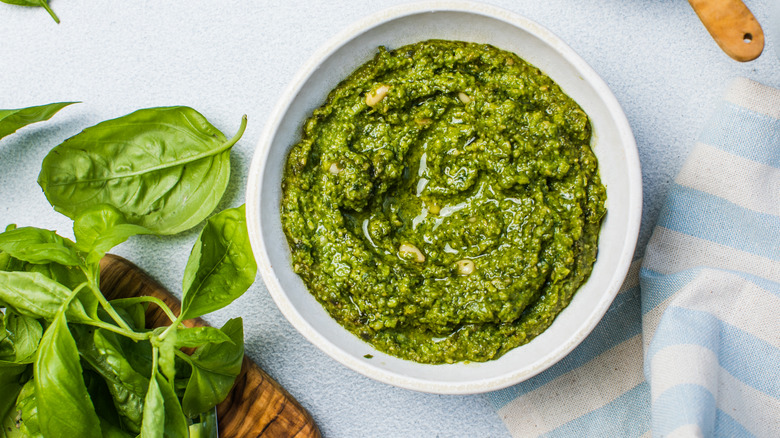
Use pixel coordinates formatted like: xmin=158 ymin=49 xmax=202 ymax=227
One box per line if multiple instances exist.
xmin=0 ymin=105 xmax=256 ymax=436
xmin=0 ymin=0 xmax=59 ymax=23
xmin=0 ymin=102 xmax=76 ymax=140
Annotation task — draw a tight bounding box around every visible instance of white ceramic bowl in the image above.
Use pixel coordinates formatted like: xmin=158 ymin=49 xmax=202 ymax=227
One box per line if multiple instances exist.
xmin=246 ymin=1 xmax=641 ymax=394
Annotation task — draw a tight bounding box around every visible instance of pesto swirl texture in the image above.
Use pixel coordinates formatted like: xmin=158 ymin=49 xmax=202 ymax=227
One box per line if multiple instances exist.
xmin=281 ymin=40 xmax=607 ymax=363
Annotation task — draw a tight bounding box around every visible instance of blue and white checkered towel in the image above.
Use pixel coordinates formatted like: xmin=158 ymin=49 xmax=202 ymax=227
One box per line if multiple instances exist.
xmin=487 ymin=78 xmax=780 ymax=437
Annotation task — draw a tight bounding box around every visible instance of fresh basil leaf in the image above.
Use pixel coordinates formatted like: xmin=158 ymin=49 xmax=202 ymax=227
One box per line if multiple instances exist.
xmin=100 ymin=419 xmax=137 ymax=438
xmin=175 ymin=326 xmax=232 ymax=349
xmin=3 ymin=311 xmax=43 ymax=363
xmin=38 ymin=107 xmax=247 ymax=235
xmin=83 ymin=370 xmax=120 ymax=430
xmin=0 ymin=238 xmax=96 ymax=319
xmin=13 ymin=260 xmax=98 ymax=319
xmin=0 ymin=364 xmax=25 ymax=437
xmin=180 ymin=205 xmax=257 ymax=320
xmin=181 ymin=318 xmax=243 ymax=417
xmin=158 ymin=373 xmax=189 ymax=438
xmin=83 ymin=370 xmax=136 ymax=438
xmin=15 ymin=379 xmax=42 ymax=438
xmin=111 ymin=301 xmax=147 ymax=331
xmin=0 ymin=311 xmax=6 ymax=345
xmin=34 ymin=310 xmax=101 ymax=438
xmin=73 ymin=205 xmax=150 ymax=264
xmin=152 ymin=326 xmax=178 ymax=383
xmin=23 ymin=261 xmax=88 ymax=290
xmin=0 ymin=101 xmax=73 ymax=139
xmin=0 ymin=227 xmax=82 ymax=266
xmin=76 ymin=327 xmax=149 ymax=433
xmin=141 ymin=372 xmax=189 ymax=438
xmin=0 ymin=271 xmax=90 ymax=323
xmin=140 ymin=371 xmax=164 ymax=438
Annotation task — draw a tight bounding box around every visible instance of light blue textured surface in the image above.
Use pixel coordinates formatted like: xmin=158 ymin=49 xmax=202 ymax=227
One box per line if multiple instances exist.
xmin=1 ymin=1 xmax=779 ymax=436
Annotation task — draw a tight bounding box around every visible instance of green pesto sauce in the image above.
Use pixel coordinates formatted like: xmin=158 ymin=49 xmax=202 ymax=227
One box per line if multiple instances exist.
xmin=281 ymin=40 xmax=607 ymax=364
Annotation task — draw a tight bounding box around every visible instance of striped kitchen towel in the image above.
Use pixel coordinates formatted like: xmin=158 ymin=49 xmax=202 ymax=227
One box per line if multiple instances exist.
xmin=487 ymin=77 xmax=780 ymax=437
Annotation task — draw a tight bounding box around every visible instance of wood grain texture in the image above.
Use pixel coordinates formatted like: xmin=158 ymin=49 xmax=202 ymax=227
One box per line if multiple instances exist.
xmin=689 ymin=0 xmax=764 ymax=62
xmin=99 ymin=253 xmax=321 ymax=438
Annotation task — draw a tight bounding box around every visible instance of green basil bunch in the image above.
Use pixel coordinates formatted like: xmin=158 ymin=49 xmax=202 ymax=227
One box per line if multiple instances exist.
xmin=0 ymin=105 xmax=256 ymax=437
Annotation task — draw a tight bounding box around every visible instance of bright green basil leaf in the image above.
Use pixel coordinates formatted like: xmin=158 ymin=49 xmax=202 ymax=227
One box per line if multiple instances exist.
xmin=3 ymin=311 xmax=43 ymax=363
xmin=0 ymin=271 xmax=90 ymax=323
xmin=0 ymin=227 xmax=82 ymax=266
xmin=34 ymin=310 xmax=101 ymax=438
xmin=0 ymin=239 xmax=96 ymax=320
xmin=0 ymin=101 xmax=73 ymax=139
xmin=140 ymin=370 xmax=164 ymax=438
xmin=23 ymin=262 xmax=98 ymax=319
xmin=141 ymin=370 xmax=188 ymax=438
xmin=23 ymin=261 xmax=88 ymax=290
xmin=181 ymin=318 xmax=243 ymax=417
xmin=152 ymin=326 xmax=178 ymax=383
xmin=73 ymin=205 xmax=151 ymax=264
xmin=157 ymin=373 xmax=189 ymax=437
xmin=0 ymin=0 xmax=59 ymax=24
xmin=38 ymin=107 xmax=247 ymax=235
xmin=175 ymin=326 xmax=232 ymax=349
xmin=180 ymin=206 xmax=257 ymax=320
xmin=15 ymin=380 xmax=42 ymax=438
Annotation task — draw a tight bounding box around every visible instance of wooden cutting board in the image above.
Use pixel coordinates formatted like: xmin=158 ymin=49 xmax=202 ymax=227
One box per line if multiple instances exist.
xmin=99 ymin=254 xmax=321 ymax=438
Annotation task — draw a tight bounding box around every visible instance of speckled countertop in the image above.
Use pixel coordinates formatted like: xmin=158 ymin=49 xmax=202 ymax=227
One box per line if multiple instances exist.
xmin=2 ymin=1 xmax=779 ymax=436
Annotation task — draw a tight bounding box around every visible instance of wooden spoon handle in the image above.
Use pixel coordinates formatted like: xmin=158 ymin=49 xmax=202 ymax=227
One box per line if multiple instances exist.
xmin=99 ymin=254 xmax=321 ymax=438
xmin=688 ymin=0 xmax=765 ymax=62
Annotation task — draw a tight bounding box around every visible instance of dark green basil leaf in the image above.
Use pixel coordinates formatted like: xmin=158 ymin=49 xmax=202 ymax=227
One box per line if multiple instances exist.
xmin=15 ymin=380 xmax=42 ymax=438
xmin=3 ymin=311 xmax=43 ymax=363
xmin=180 ymin=206 xmax=257 ymax=320
xmin=140 ymin=371 xmax=164 ymax=438
xmin=111 ymin=301 xmax=146 ymax=331
xmin=0 ymin=227 xmax=82 ymax=266
xmin=38 ymin=107 xmax=247 ymax=235
xmin=34 ymin=310 xmax=101 ymax=438
xmin=100 ymin=419 xmax=136 ymax=438
xmin=0 ymin=101 xmax=73 ymax=139
xmin=0 ymin=271 xmax=90 ymax=322
xmin=73 ymin=205 xmax=150 ymax=264
xmin=76 ymin=328 xmax=149 ymax=433
xmin=83 ymin=370 xmax=136 ymax=438
xmin=181 ymin=318 xmax=243 ymax=417
xmin=175 ymin=326 xmax=232 ymax=349
xmin=0 ymin=364 xmax=26 ymax=437
xmin=0 ymin=311 xmax=6 ymax=345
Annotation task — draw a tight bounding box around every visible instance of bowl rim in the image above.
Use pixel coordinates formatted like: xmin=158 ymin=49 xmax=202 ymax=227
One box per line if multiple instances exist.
xmin=246 ymin=0 xmax=642 ymax=394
